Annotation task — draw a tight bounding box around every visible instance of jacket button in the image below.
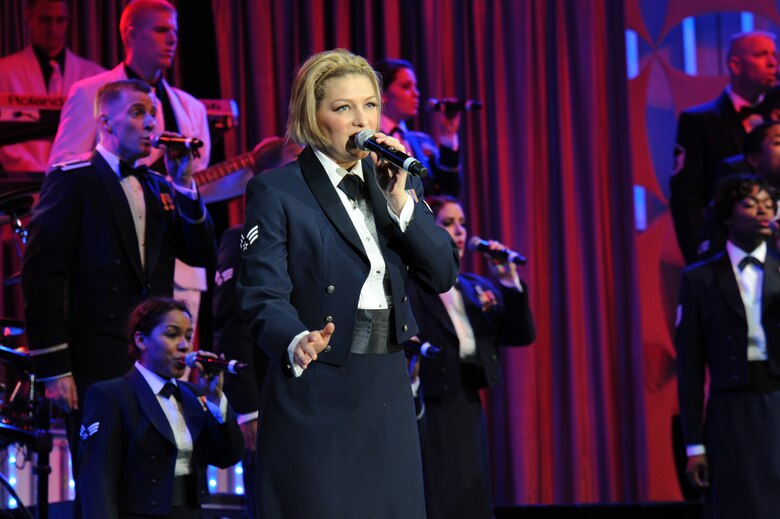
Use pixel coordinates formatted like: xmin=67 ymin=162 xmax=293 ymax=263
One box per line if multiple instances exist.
xmin=150 ymin=500 xmax=158 ymax=507
xmin=732 ymin=374 xmax=739 ymax=380
xmin=149 ymin=455 xmax=156 ymax=461
xmin=402 ymin=296 xmax=407 ymax=303
xmin=730 ymin=355 xmax=736 ymax=360
xmin=323 ymin=345 xmax=332 ymax=353
xmin=326 ymin=285 xmax=335 ymax=293
xmin=324 ymin=315 xmax=333 ymax=323
xmin=114 ymin=258 xmax=121 ymax=265
xmin=440 ymin=367 xmax=447 ymax=373
xmin=402 ymin=324 xmax=408 ymax=332
xmin=150 ymin=478 xmax=157 ymax=484
xmin=442 ymin=384 xmax=449 ymax=391
xmin=406 ymin=265 xmax=410 ymax=272
xmin=108 ymin=313 xmax=115 ymax=319
xmin=491 ymin=354 xmax=498 ymax=361
xmin=110 ymin=286 xmax=118 ymax=293
xmin=726 ymin=336 xmax=733 ymax=341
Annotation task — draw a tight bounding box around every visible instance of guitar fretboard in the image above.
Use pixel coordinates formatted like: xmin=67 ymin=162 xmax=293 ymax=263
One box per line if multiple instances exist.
xmin=194 ymin=151 xmax=257 ymax=187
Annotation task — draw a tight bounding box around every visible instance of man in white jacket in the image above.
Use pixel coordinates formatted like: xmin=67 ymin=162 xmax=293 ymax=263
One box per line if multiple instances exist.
xmin=0 ymin=0 xmax=105 ymax=173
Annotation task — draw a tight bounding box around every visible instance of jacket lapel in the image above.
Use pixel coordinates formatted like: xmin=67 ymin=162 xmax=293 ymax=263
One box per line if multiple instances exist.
xmin=93 ymin=151 xmax=146 ymax=284
xmin=762 ymin=250 xmax=780 ymax=315
xmin=362 ymin=158 xmax=395 ymax=247
xmin=715 ymin=252 xmax=746 ymax=320
xmin=299 ymin=147 xmax=368 ymax=259
xmin=21 ymin=46 xmax=46 ymax=93
xmin=178 ymin=384 xmax=206 ymax=441
xmin=127 ymin=368 xmax=177 ymax=445
xmin=458 ymin=276 xmax=489 ymax=329
xmin=716 ymin=91 xmax=747 ymax=151
xmin=141 ymin=176 xmax=164 ymax=281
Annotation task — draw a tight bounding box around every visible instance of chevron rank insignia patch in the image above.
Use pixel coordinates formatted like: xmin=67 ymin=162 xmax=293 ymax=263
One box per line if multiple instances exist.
xmin=240 ymin=224 xmax=260 ymax=256
xmin=80 ymin=422 xmax=100 ymax=440
xmin=214 ymin=267 xmax=234 ymax=287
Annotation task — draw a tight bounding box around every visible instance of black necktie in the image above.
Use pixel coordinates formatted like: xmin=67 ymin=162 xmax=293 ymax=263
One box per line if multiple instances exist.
xmin=159 ymin=382 xmax=180 ymax=401
xmin=119 ymin=161 xmax=146 ymax=179
xmin=738 ymin=255 xmax=763 ymax=271
xmin=338 ymin=174 xmax=366 ymax=202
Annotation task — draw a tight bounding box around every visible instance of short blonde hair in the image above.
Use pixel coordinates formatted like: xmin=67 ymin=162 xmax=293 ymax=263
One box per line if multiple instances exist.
xmin=119 ymin=0 xmax=176 ymax=49
xmin=286 ymin=49 xmax=382 ymax=150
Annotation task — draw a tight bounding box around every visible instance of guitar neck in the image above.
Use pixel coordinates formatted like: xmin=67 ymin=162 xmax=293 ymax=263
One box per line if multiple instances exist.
xmin=194 ymin=150 xmax=257 ymax=187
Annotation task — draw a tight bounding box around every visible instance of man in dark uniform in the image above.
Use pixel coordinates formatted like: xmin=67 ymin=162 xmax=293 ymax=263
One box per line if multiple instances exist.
xmin=676 ymin=174 xmax=780 ymax=518
xmin=670 ymin=31 xmax=777 ymax=264
xmin=21 ymin=79 xmax=215 ymax=469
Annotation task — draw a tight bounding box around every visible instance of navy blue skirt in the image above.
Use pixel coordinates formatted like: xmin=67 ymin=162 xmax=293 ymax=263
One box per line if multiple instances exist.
xmin=256 ymin=350 xmax=426 ymax=519
xmin=705 ymin=389 xmax=780 ymax=519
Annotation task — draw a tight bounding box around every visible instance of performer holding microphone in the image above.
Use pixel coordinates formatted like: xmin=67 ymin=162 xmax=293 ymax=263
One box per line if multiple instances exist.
xmin=374 ymin=58 xmax=467 ymax=196
xmin=78 ymin=297 xmax=243 ymax=517
xmin=21 ymin=78 xmax=215 ymax=487
xmin=407 ymin=195 xmax=536 ymax=519
xmin=47 ymin=0 xmax=218 ymax=337
xmin=237 ymin=49 xmax=459 ymax=517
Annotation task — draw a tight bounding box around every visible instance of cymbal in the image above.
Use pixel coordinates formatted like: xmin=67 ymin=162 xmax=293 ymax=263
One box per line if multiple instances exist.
xmin=3 ymin=272 xmax=20 ymax=287
xmin=0 ymin=318 xmax=24 ymax=337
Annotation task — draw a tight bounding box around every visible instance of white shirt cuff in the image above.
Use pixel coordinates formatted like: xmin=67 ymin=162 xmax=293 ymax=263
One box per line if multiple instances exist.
xmin=237 ymin=411 xmax=259 ymax=425
xmin=388 ymin=194 xmax=414 ymax=232
xmin=288 ymin=330 xmax=310 ymax=378
xmin=686 ymin=444 xmax=706 ymax=457
xmin=170 ymin=178 xmax=199 ymax=200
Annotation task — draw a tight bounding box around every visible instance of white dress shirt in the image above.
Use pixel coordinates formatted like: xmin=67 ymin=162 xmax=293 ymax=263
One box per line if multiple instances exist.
xmin=287 ymin=150 xmax=414 ymax=376
xmin=687 ymin=240 xmax=768 ymax=457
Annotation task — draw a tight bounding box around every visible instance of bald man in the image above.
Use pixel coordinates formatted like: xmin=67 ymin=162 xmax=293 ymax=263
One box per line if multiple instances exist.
xmin=670 ymin=31 xmax=778 ymax=265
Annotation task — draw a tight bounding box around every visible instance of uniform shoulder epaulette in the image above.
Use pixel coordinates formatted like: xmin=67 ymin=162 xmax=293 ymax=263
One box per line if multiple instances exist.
xmin=52 ymin=159 xmax=91 ymax=171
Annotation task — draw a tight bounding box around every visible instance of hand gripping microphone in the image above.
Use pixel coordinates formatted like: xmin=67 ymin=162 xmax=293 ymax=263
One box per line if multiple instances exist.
xmin=353 ymin=129 xmax=428 ymax=178
xmin=468 ymin=236 xmax=527 ymax=265
xmin=185 ymin=351 xmax=248 ymax=374
xmin=152 ymin=135 xmax=204 ymax=150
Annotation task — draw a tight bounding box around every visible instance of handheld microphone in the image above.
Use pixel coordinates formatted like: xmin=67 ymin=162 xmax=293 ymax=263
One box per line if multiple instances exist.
xmin=402 ymin=340 xmax=441 ymax=358
xmin=152 ymin=135 xmax=204 ymax=150
xmin=185 ymin=352 xmax=248 ymax=374
xmin=426 ymin=98 xmax=483 ymax=113
xmin=468 ymin=236 xmax=527 ymax=265
xmin=353 ymin=129 xmax=428 ymax=178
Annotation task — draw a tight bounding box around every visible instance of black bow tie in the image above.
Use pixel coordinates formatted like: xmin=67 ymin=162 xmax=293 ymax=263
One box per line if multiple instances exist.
xmin=738 ymin=255 xmax=763 ymax=271
xmin=159 ymin=382 xmax=180 ymax=401
xmin=119 ymin=161 xmax=146 ymax=179
xmin=738 ymin=104 xmax=762 ymax=121
xmin=338 ymin=174 xmax=366 ymax=202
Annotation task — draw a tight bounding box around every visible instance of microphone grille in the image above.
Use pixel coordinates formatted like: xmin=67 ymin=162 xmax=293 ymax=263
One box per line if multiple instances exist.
xmin=467 ymin=236 xmax=483 ymax=251
xmin=184 ymin=351 xmax=199 ymax=368
xmin=354 ymin=129 xmax=374 ymax=150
